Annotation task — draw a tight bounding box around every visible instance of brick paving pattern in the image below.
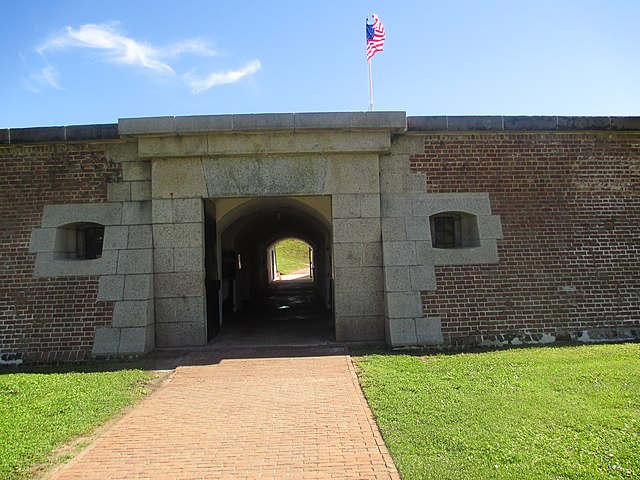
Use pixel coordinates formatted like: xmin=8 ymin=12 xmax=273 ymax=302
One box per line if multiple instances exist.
xmin=48 ymin=346 xmax=399 ymax=479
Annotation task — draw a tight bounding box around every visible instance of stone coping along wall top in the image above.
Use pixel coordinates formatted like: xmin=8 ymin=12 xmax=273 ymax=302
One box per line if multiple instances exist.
xmin=4 ymin=113 xmax=640 ymax=144
xmin=406 ymin=115 xmax=640 ymax=132
xmin=0 ymin=124 xmax=118 ymax=144
xmin=118 ymin=111 xmax=408 ymax=136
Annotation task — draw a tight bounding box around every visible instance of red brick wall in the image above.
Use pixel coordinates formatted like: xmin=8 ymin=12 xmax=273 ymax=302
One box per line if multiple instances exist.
xmin=0 ymin=143 xmax=121 ymax=363
xmin=411 ymin=133 xmax=640 ymax=347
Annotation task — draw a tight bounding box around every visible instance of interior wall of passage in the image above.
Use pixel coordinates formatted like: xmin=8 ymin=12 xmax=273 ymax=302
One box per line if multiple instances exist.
xmin=207 ymin=196 xmax=333 ymax=329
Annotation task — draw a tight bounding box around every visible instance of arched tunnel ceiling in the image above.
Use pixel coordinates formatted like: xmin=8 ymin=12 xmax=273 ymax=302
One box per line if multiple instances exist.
xmin=218 ymin=197 xmax=331 ymax=250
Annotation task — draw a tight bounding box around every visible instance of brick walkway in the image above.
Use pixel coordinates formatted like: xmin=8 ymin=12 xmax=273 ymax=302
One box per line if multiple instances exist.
xmin=48 ymin=346 xmax=400 ymax=479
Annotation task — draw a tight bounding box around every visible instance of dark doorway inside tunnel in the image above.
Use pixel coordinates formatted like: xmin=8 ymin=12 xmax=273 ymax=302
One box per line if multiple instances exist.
xmin=204 ymin=196 xmax=334 ymax=346
xmin=212 ymin=279 xmax=333 ymax=347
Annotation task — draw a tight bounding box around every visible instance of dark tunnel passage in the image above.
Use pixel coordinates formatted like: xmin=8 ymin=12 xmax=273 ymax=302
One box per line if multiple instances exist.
xmin=204 ymin=196 xmax=334 ymax=346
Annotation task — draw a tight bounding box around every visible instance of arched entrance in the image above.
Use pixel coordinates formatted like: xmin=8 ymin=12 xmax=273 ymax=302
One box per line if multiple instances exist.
xmin=204 ymin=196 xmax=333 ymax=345
xmin=269 ymin=237 xmax=313 ymax=282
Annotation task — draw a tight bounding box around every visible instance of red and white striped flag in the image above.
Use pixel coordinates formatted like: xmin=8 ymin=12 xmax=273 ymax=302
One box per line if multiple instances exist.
xmin=366 ymin=13 xmax=386 ymax=61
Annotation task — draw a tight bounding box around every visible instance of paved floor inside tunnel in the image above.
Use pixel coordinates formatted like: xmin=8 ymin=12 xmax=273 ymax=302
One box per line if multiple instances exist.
xmin=210 ymin=279 xmax=335 ymax=347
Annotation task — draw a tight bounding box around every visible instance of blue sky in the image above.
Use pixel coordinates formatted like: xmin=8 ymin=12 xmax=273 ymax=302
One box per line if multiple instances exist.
xmin=2 ymin=1 xmax=639 ymax=128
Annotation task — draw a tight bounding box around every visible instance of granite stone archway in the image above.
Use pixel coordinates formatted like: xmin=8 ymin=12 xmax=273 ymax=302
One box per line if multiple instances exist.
xmin=131 ymin=113 xmax=407 ymax=348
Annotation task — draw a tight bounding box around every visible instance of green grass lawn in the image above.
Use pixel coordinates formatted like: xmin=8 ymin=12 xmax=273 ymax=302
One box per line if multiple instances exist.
xmin=355 ymin=343 xmax=640 ymax=479
xmin=0 ymin=367 xmax=154 ymax=479
xmin=275 ymin=238 xmax=310 ymax=274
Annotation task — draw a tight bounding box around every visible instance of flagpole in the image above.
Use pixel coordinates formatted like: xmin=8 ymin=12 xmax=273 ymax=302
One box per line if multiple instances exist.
xmin=368 ymin=59 xmax=374 ymax=111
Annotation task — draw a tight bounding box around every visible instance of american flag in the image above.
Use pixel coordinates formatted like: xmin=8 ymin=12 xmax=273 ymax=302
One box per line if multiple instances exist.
xmin=366 ymin=14 xmax=386 ymax=61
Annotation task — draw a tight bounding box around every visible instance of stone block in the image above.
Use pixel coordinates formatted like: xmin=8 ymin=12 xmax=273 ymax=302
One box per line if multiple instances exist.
xmin=503 ymin=116 xmax=557 ymax=131
xmin=10 ymin=126 xmax=65 ymax=143
xmin=34 ymin=251 xmax=118 ymax=277
xmin=122 ymin=201 xmax=151 ymax=225
xmin=413 ymin=193 xmax=492 ymax=217
xmin=415 ymin=241 xmax=435 ymax=266
xmin=335 ymin=267 xmax=383 ymax=292
xmin=155 ymin=297 xmax=204 ymax=324
xmin=333 ymin=218 xmax=380 ymax=243
xmin=29 ymin=228 xmax=56 ymax=253
xmin=380 ymin=173 xmax=403 ymax=194
xmin=154 ymin=272 xmax=204 ymax=298
xmin=557 ymin=116 xmax=610 ymax=131
xmin=415 ymin=317 xmax=444 ymax=345
xmin=153 ymin=223 xmax=202 ymax=249
xmin=382 ymin=241 xmax=417 ymax=266
xmin=610 ymin=117 xmax=640 ymax=131
xmin=66 ymin=124 xmax=118 ymax=141
xmin=117 ymin=249 xmax=153 ymax=274
xmin=379 ymin=154 xmax=409 ymax=174
xmin=335 ymin=316 xmax=385 ymax=342
xmin=119 ymin=116 xmax=176 ymax=135
xmin=232 ymin=113 xmax=294 ymax=131
xmin=406 ymin=116 xmax=448 ymax=132
xmin=130 ymin=181 xmax=151 ymax=201
xmin=381 ymin=217 xmax=406 ymax=241
xmin=105 ymin=142 xmax=140 ymax=163
xmin=156 ymin=321 xmax=206 ymax=347
xmin=293 ymin=111 xmax=405 ymax=132
xmin=390 ymin=132 xmax=425 ymax=154
xmin=410 ymin=265 xmax=437 ymax=291
xmin=124 ymin=274 xmax=153 ymax=300
xmin=327 ymin=155 xmax=380 ymax=194
xmin=153 ymin=248 xmax=174 ymax=272
xmin=41 ymin=203 xmax=122 ymax=227
xmin=386 ymin=292 xmax=422 ymax=319
xmin=333 ymin=243 xmax=363 ymax=267
xmin=405 ymin=217 xmax=431 ymax=241
xmin=387 ymin=318 xmax=418 ymax=346
xmin=144 ymin=324 xmax=156 ymax=351
xmin=477 ymin=215 xmax=504 ymax=239
xmin=118 ymin=327 xmax=151 ymax=354
xmin=362 ymin=242 xmax=383 ymax=267
xmin=293 ymin=112 xmax=355 ymax=130
xmin=381 ymin=194 xmax=413 ymax=217
xmin=360 ymin=194 xmax=380 ymax=218
xmin=383 ymin=266 xmax=411 ymax=292
xmin=432 ymin=240 xmax=499 ymax=266
xmin=103 ymin=226 xmax=129 ymax=251
xmin=208 ymin=131 xmax=390 ymax=156
xmin=152 ymin=199 xmax=173 ymax=223
xmin=404 ymin=173 xmax=426 ymax=193
xmin=152 ymin=157 xmax=208 ymax=199
xmin=203 ymin=155 xmax=328 ymax=197
xmin=173 ymin=248 xmax=204 ymax=272
xmin=175 ymin=114 xmax=233 ymax=133
xmin=107 ymin=182 xmax=131 ymax=202
xmin=173 ymin=198 xmax=203 ymax=223
xmin=332 ymin=194 xmax=361 ymax=218
xmin=348 ymin=111 xmax=406 ymax=131
xmin=139 ymin=135 xmax=208 ymax=157
xmin=91 ymin=327 xmax=121 ymax=356
xmin=112 ymin=300 xmax=150 ymax=327
xmin=123 ymin=161 xmax=151 ymax=181
xmin=128 ymin=225 xmax=153 ymax=249
xmin=447 ymin=116 xmax=503 ymax=131
xmin=97 ymin=275 xmax=125 ymax=301
xmin=334 ymin=291 xmax=384 ymax=317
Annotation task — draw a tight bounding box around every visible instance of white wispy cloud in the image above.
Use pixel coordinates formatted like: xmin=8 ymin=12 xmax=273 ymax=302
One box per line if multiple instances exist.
xmin=34 ymin=22 xmax=259 ymax=92
xmin=184 ymin=60 xmax=262 ymax=94
xmin=25 ymin=66 xmax=61 ymax=92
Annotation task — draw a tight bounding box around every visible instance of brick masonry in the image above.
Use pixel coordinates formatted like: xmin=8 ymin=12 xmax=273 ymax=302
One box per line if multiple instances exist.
xmin=0 ymin=143 xmax=121 ymax=363
xmin=411 ymin=132 xmax=640 ymax=347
